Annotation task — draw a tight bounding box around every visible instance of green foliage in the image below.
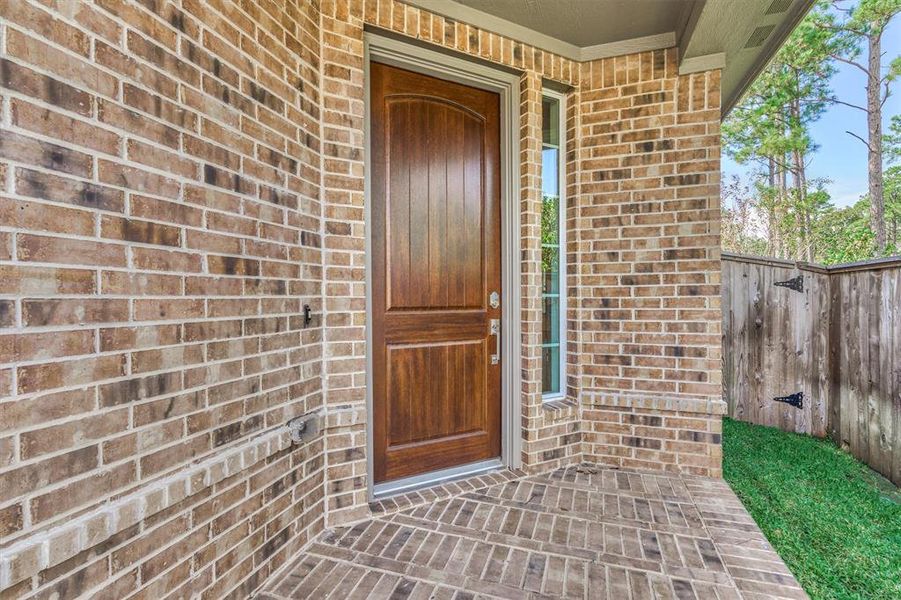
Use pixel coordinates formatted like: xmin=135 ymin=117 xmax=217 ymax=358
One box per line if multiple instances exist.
xmin=724 ymin=1 xmax=837 ymax=168
xmin=723 ymin=419 xmax=901 ymax=600
xmin=887 ymin=114 xmax=901 ymax=163
xmin=837 ymin=0 xmax=901 ymax=36
xmin=540 ymin=194 xmax=559 ymax=276
xmin=726 ymin=172 xmax=901 ymax=265
xmin=723 ymin=0 xmax=901 ymax=263
xmin=721 ymin=175 xmax=769 ymax=255
xmin=810 ymin=167 xmax=901 ymax=262
xmin=815 ymin=200 xmax=878 ymax=262
xmin=821 ymin=0 xmax=901 ymax=70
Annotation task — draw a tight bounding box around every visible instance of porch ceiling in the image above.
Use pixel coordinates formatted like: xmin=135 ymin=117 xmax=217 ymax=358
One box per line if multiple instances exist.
xmin=403 ymin=0 xmax=815 ymax=114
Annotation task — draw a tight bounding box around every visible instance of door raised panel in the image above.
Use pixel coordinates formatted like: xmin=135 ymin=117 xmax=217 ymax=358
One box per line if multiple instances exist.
xmin=385 ymin=97 xmax=486 ymax=311
xmin=386 ymin=341 xmax=486 ymax=447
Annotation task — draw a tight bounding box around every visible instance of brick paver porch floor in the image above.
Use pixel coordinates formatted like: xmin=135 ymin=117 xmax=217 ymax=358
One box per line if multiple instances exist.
xmin=258 ymin=464 xmax=806 ymax=599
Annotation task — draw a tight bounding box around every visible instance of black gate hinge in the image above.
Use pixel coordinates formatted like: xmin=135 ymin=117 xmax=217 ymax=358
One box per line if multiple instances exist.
xmin=773 ymin=392 xmax=803 ymax=409
xmin=774 ymin=275 xmax=803 ymax=293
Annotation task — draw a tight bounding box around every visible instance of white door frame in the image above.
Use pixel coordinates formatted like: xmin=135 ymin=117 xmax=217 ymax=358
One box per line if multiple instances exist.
xmin=363 ymin=32 xmax=523 ymax=500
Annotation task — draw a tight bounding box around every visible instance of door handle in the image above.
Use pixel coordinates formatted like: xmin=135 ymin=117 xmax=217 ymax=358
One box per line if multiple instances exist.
xmin=489 ymin=319 xmax=500 ymax=365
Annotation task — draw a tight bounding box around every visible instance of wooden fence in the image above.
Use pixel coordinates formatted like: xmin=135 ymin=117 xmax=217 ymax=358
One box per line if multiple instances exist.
xmin=722 ymin=252 xmax=901 ymax=485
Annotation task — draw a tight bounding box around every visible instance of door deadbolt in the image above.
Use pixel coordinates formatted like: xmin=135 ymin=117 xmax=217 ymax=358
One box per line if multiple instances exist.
xmin=489 ymin=291 xmax=500 ymax=309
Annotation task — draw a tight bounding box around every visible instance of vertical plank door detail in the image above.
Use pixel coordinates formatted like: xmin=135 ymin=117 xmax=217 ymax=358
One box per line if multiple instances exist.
xmin=371 ymin=63 xmax=502 ymax=483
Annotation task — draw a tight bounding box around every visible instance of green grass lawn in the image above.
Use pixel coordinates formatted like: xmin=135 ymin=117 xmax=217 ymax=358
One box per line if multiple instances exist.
xmin=723 ymin=418 xmax=901 ymax=600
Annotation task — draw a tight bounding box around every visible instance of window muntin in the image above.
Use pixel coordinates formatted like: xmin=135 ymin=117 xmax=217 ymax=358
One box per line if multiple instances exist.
xmin=541 ymin=93 xmax=565 ymax=398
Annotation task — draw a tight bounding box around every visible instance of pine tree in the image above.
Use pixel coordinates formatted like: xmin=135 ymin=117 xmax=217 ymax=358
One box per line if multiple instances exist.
xmin=814 ymin=0 xmax=901 ymax=255
xmin=723 ymin=1 xmax=838 ymax=260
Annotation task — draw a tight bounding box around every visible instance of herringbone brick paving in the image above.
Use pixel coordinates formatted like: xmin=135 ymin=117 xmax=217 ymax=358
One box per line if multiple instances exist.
xmin=258 ymin=465 xmax=806 ymax=599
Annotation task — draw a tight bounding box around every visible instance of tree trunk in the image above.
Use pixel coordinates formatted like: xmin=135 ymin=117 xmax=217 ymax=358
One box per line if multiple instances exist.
xmin=767 ymin=157 xmax=778 ymax=256
xmin=791 ymin=147 xmax=806 ymax=260
xmin=778 ymin=154 xmax=788 ymax=258
xmin=790 ymin=97 xmax=812 ymax=262
xmin=796 ymin=149 xmax=812 ymax=262
xmin=867 ymin=31 xmax=886 ymax=254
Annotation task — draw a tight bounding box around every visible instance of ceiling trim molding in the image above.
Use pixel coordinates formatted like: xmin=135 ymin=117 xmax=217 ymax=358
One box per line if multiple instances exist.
xmin=679 ymin=52 xmax=725 ymax=75
xmin=581 ymin=32 xmax=677 ymax=61
xmin=401 ymin=0 xmax=582 ymax=59
xmin=401 ymin=0 xmax=677 ymax=62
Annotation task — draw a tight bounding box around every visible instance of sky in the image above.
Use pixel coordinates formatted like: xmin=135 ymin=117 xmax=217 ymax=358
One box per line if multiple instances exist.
xmin=723 ymin=16 xmax=901 ymax=208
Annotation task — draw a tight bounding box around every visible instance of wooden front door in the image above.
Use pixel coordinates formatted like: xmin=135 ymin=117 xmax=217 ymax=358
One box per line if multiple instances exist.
xmin=371 ymin=62 xmax=502 ymax=484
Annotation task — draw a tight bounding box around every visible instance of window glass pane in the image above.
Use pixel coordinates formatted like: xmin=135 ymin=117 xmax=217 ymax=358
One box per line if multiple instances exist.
xmin=542 ymin=345 xmax=560 ymax=395
xmin=541 ymin=95 xmax=562 ymax=396
xmin=542 ymin=148 xmax=559 ymax=201
xmin=542 ymin=96 xmax=559 ymax=147
xmin=542 ymin=297 xmax=559 ymax=345
xmin=541 ymin=238 xmax=559 ymax=295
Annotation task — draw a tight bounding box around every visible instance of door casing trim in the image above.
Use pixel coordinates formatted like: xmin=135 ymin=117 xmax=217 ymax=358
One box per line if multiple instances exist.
xmin=364 ymin=33 xmax=522 ymax=501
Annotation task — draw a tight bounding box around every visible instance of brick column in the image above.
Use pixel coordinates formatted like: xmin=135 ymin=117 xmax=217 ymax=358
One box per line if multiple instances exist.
xmin=320 ymin=0 xmax=370 ymax=525
xmin=518 ymin=72 xmax=583 ymax=473
xmin=518 ymin=71 xmax=544 ymax=467
xmin=575 ymin=50 xmax=724 ymax=477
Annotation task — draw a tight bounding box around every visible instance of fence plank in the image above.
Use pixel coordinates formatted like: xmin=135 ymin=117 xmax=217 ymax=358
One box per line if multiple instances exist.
xmin=722 ymin=261 xmax=734 ymax=416
xmin=850 ymin=273 xmax=863 ymax=461
xmin=893 ymin=273 xmax=901 ymax=484
xmin=735 ymin=261 xmax=750 ymax=423
xmin=811 ymin=272 xmax=829 ymax=437
xmin=840 ymin=274 xmax=852 ymax=451
xmin=722 ymin=255 xmax=901 ymax=485
xmin=828 ymin=273 xmax=842 ymax=445
xmin=879 ymin=270 xmax=894 ymax=479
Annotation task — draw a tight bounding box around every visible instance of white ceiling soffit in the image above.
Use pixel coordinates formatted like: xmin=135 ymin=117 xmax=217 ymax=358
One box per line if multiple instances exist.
xmin=400 ymin=0 xmax=815 ymax=116
xmin=697 ymin=0 xmax=817 ymax=113
xmin=404 ymin=0 xmax=688 ymax=60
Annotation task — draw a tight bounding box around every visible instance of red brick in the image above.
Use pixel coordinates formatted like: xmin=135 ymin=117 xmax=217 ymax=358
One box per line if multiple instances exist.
xmin=0 ymin=131 xmax=93 ymax=177
xmin=15 ymin=167 xmax=125 ymax=212
xmin=0 ymin=58 xmax=92 ymax=116
xmin=17 ymin=354 xmax=125 ymax=393
xmin=100 ymin=216 xmax=182 ymax=247
xmin=0 ymin=329 xmax=94 ymax=363
xmin=23 ymin=298 xmax=128 ymax=326
xmin=0 ymin=196 xmax=94 ymax=236
xmin=6 ymin=28 xmax=117 ymax=97
xmin=0 ymin=446 xmax=98 ymax=503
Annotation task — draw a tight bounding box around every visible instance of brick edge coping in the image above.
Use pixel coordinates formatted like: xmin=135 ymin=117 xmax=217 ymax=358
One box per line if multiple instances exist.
xmin=0 ymin=421 xmax=314 ymax=590
xmin=583 ymin=393 xmax=727 ymax=416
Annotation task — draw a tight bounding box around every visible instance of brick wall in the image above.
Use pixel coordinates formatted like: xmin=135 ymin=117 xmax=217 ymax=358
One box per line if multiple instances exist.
xmin=574 ymin=51 xmax=724 ymax=476
xmin=1 ymin=0 xmax=724 ymax=596
xmin=1 ymin=0 xmax=326 ymax=596
xmin=519 ymin=71 xmax=582 ymax=473
xmin=319 ymin=0 xmax=368 ymax=527
xmin=319 ymin=0 xmax=585 ymax=524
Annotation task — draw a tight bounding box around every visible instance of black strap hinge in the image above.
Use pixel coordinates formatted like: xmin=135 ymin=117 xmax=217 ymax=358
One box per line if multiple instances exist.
xmin=774 ymin=275 xmax=803 ymax=293
xmin=773 ymin=392 xmax=803 ymax=409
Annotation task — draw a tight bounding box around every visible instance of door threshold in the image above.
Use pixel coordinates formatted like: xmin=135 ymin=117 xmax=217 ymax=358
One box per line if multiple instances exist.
xmin=371 ymin=458 xmax=503 ymax=501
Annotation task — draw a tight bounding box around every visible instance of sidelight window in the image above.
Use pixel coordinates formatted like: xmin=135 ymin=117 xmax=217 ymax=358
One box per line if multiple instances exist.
xmin=541 ymin=92 xmax=566 ymax=399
